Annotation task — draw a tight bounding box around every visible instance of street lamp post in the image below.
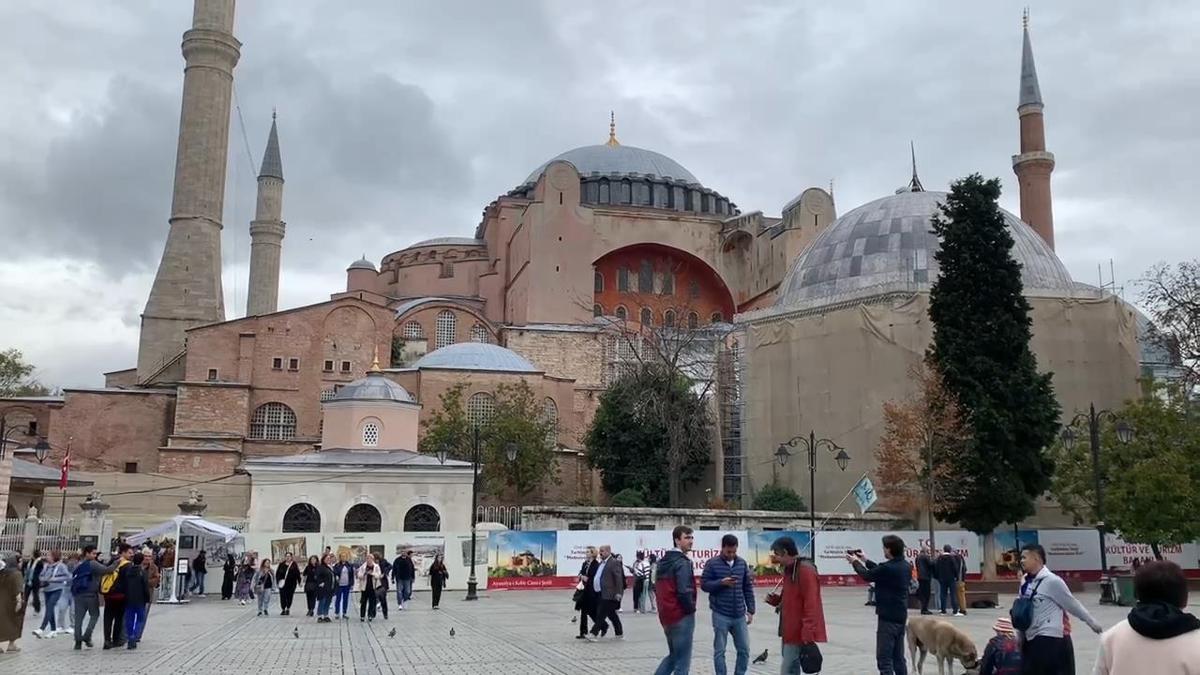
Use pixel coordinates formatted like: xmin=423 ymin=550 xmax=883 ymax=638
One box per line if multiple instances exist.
xmin=1060 ymin=402 xmax=1134 ymax=604
xmin=436 ymin=427 xmax=519 ymax=601
xmin=776 ymin=431 xmax=850 ymax=557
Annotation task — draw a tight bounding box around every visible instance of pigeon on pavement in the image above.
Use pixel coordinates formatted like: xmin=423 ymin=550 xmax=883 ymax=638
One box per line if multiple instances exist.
xmin=752 ymin=649 xmax=768 ymax=664
xmin=387 ymin=627 xmax=396 ymax=638
xmin=450 ymin=627 xmax=456 ymax=637
xmin=293 ymin=627 xmax=300 ymax=639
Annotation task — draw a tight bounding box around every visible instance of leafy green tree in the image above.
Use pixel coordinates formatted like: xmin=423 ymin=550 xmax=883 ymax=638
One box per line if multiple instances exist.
xmin=419 ymin=381 xmax=558 ymax=498
xmin=751 ymin=484 xmax=806 ymax=512
xmin=0 ymin=348 xmax=49 ymax=397
xmin=610 ymin=488 xmax=647 ymax=507
xmin=925 ymin=174 xmax=1060 ymax=535
xmin=1051 ymin=386 xmax=1200 ymax=559
xmin=585 ymin=365 xmax=712 ymax=507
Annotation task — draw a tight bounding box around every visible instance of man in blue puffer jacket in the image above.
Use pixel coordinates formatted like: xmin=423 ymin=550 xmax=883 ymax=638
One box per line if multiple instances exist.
xmin=700 ymin=534 xmax=756 ymax=675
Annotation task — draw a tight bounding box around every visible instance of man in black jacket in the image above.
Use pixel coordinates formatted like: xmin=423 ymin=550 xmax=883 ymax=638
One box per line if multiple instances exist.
xmin=849 ymin=535 xmax=912 ymax=675
xmin=391 ymin=550 xmax=415 ymax=609
xmin=935 ymin=544 xmax=963 ymax=616
xmin=915 ymin=545 xmax=934 ymax=615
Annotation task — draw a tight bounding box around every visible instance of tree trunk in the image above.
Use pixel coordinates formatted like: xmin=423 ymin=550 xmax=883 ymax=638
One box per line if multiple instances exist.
xmin=981 ymin=531 xmax=998 ymax=581
xmin=668 ymin=455 xmax=681 ymax=508
xmin=1150 ymin=542 xmax=1163 ymax=561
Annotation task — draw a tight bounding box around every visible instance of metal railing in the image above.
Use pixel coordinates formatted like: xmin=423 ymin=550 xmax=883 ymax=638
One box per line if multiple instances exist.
xmin=36 ymin=520 xmax=80 ymax=554
xmin=0 ymin=519 xmax=23 ymax=554
xmin=476 ymin=505 xmax=522 ymax=530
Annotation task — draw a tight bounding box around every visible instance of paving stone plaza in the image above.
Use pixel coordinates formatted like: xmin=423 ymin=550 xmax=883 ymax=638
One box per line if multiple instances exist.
xmin=4 ymin=587 xmax=1128 ymax=673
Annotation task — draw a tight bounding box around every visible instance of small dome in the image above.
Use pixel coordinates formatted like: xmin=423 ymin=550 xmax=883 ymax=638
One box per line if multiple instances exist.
xmin=413 ymin=343 xmax=539 ymax=373
xmin=522 ymin=144 xmax=700 ymax=187
xmin=331 ymin=373 xmax=414 ymax=403
xmin=777 ymin=190 xmax=1075 ymax=309
xmin=348 ymin=257 xmax=376 ymax=271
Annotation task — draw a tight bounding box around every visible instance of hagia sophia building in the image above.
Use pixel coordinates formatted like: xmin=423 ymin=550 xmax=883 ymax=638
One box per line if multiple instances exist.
xmin=0 ymin=1 xmax=1148 ymax=532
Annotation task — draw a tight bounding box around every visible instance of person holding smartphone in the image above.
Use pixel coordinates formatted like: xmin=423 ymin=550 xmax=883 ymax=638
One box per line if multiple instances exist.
xmin=848 ymin=535 xmax=912 ymax=675
xmin=700 ymin=534 xmax=755 ymax=675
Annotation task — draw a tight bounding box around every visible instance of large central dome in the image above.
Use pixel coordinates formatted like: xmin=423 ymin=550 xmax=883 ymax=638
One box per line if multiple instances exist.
xmin=522 ymin=143 xmax=700 ymax=186
xmin=776 ymin=189 xmax=1076 ymax=309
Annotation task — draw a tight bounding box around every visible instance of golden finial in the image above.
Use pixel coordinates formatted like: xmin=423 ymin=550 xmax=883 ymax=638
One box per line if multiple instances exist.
xmin=1022 ymin=7 xmax=1029 ymax=29
xmin=370 ymin=345 xmax=380 ymax=371
xmin=606 ymin=111 xmax=620 ymax=147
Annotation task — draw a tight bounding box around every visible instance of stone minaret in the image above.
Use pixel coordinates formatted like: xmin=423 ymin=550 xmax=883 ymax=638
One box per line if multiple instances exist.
xmin=1012 ymin=11 xmax=1056 ymax=250
xmin=137 ymin=0 xmax=240 ymax=381
xmin=246 ymin=114 xmax=285 ymax=316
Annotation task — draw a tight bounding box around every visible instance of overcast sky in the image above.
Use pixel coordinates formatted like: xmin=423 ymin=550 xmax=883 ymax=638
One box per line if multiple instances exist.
xmin=1 ymin=1 xmax=1197 ymax=388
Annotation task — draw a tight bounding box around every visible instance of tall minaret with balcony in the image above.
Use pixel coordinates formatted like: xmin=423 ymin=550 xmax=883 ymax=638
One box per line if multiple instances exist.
xmin=1012 ymin=11 xmax=1056 ymax=249
xmin=246 ymin=114 xmax=286 ymax=316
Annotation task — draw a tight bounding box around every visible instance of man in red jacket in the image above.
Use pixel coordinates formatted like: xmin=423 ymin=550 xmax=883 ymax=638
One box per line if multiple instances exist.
xmin=766 ymin=536 xmax=827 ymax=674
xmin=654 ymin=525 xmax=698 ymax=675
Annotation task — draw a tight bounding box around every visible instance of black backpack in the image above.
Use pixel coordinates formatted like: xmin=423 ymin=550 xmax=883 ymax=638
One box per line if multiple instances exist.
xmin=70 ymin=561 xmax=92 ymax=596
xmin=1010 ymin=578 xmax=1044 ymax=631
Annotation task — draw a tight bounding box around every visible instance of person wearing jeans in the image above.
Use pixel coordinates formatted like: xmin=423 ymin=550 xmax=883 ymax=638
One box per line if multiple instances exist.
xmin=766 ymin=536 xmax=827 ymax=675
xmin=189 ymin=551 xmax=207 ymax=597
xmin=654 ymin=525 xmax=698 ymax=675
xmin=35 ymin=551 xmax=71 ymax=638
xmin=700 ymin=534 xmax=755 ymax=675
xmin=849 ymin=535 xmax=913 ymax=675
xmin=251 ymin=559 xmax=275 ymax=616
xmin=314 ymin=554 xmax=335 ymax=623
xmin=332 ymin=554 xmax=354 ymax=619
xmin=391 ymin=550 xmax=415 ymax=609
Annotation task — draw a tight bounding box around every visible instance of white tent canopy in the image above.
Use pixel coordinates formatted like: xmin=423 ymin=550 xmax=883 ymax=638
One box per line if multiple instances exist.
xmin=125 ymin=515 xmax=242 ymax=546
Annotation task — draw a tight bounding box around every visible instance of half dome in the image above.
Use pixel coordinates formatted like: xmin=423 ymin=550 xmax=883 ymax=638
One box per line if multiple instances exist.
xmin=412 ymin=342 xmax=539 ymax=373
xmin=776 ymin=190 xmax=1075 ymax=309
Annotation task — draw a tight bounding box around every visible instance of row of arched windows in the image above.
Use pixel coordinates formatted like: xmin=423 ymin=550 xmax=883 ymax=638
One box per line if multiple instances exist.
xmin=282 ymin=502 xmax=441 ymax=533
xmin=591 ymin=305 xmax=722 ymax=327
xmin=463 ymin=392 xmax=557 ymax=443
xmin=400 ymin=312 xmax=492 ymax=350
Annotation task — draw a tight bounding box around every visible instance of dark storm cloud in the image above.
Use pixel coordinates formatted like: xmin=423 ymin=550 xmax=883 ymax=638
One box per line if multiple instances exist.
xmin=1 ymin=0 xmax=1198 ymax=387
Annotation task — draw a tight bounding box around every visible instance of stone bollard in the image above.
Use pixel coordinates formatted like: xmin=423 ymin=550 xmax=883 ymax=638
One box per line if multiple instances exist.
xmin=21 ymin=504 xmax=39 ymax=558
xmin=79 ymin=491 xmax=112 ymax=552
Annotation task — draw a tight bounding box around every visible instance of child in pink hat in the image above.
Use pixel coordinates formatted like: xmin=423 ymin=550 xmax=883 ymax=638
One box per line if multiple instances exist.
xmin=980 ymin=616 xmax=1022 ymax=675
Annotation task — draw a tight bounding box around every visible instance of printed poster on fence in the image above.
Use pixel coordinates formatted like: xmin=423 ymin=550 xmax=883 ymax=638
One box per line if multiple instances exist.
xmin=487 ymin=530 xmax=558 ymax=589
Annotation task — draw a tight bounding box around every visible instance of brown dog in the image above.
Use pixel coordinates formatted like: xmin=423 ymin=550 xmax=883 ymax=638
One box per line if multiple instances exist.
xmin=905 ymin=615 xmax=980 ymax=675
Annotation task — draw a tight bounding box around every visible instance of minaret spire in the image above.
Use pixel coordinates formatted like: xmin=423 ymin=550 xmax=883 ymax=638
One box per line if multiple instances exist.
xmin=606 ymin=111 xmax=620 ymax=147
xmin=1012 ymin=10 xmax=1056 ymax=249
xmin=908 ymin=141 xmax=924 ymax=192
xmin=246 ymin=113 xmax=287 ymax=316
xmin=138 ymin=0 xmax=241 ymax=382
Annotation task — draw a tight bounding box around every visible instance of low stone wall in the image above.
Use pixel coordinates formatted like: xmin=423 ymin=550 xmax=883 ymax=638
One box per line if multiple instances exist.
xmin=520 ymin=505 xmax=908 ymax=532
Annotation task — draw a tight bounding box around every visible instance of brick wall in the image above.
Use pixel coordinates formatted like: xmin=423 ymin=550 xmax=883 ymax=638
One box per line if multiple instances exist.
xmin=174 ymin=383 xmax=250 ymax=435
xmin=47 ymin=390 xmax=175 ymax=473
xmin=158 ymin=449 xmax=241 ymax=475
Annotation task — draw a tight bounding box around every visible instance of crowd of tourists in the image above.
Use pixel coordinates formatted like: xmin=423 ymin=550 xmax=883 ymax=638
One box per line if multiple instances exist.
xmin=573 ymin=527 xmax=1200 ymax=675
xmin=0 ymin=543 xmax=450 ymax=655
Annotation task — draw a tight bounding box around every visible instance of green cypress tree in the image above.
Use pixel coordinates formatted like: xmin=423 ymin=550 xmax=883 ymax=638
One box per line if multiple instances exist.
xmin=926 ymin=174 xmax=1060 ymax=533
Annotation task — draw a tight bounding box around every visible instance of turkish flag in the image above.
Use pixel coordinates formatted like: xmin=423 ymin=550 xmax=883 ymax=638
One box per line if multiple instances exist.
xmin=59 ymin=449 xmax=70 ymax=489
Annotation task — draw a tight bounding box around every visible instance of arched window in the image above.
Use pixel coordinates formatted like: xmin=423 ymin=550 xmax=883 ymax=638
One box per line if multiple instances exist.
xmin=661 ymin=272 xmax=674 ymax=295
xmin=466 ymin=392 xmax=495 ymax=428
xmin=542 ymin=397 xmax=558 ymax=445
xmin=344 ymin=504 xmax=382 ymax=532
xmin=640 ymin=307 xmax=653 ymax=326
xmin=361 ymin=422 xmax=380 ymax=447
xmin=711 ymin=312 xmax=724 ymax=323
xmin=687 ymin=312 xmax=699 ymax=329
xmin=249 ymin=402 xmax=297 ymax=440
xmin=435 ymin=310 xmax=456 ymax=349
xmin=615 ymin=306 xmax=628 ymax=321
xmin=618 ymin=267 xmax=630 ymax=292
xmin=282 ymin=503 xmax=321 ymax=533
xmin=664 ymin=310 xmax=676 ymax=328
xmin=403 ymin=504 xmax=441 ymax=532
xmin=470 ymin=323 xmax=491 ymax=343
xmin=593 ymin=304 xmax=604 ymax=317
xmin=594 ymin=271 xmax=604 ymax=292
xmin=403 ymin=321 xmax=425 ymax=339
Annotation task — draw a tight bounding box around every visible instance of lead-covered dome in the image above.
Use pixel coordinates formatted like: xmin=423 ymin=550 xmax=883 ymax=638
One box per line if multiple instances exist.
xmin=777 ymin=190 xmax=1075 ymax=309
xmin=331 ymin=373 xmax=414 ymax=403
xmin=523 ymin=144 xmax=699 ymax=186
xmin=412 ymin=342 xmax=539 ymax=373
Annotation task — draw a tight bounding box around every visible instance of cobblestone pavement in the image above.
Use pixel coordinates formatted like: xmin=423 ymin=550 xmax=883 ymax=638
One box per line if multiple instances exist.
xmin=1 ymin=588 xmax=1128 ymax=673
